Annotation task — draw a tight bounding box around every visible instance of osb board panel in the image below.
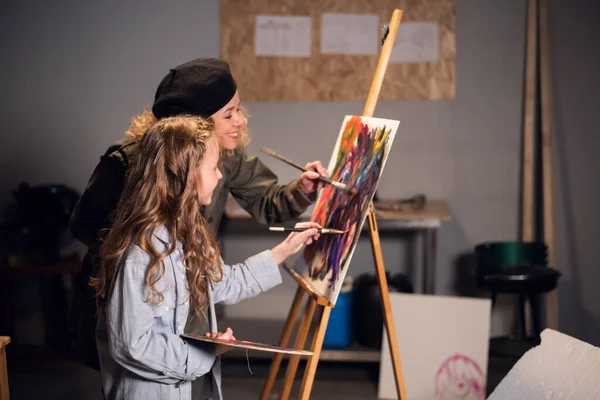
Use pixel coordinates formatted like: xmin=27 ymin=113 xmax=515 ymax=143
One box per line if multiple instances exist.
xmin=220 ymin=0 xmax=455 ymax=101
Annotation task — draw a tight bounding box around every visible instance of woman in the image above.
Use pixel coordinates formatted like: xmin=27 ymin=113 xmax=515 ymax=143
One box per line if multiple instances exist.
xmin=70 ymin=58 xmax=327 ymax=370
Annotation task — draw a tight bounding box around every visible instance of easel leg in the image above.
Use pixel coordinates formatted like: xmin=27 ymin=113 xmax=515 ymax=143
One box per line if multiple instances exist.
xmin=0 ymin=279 xmax=14 ymax=341
xmin=260 ymin=286 xmax=305 ymax=400
xmin=0 ymin=338 xmax=9 ymax=400
xmin=298 ymin=306 xmax=331 ymax=400
xmin=278 ymin=298 xmax=317 ymax=400
xmin=422 ymin=228 xmax=437 ymax=294
xmin=368 ymin=210 xmax=408 ymax=400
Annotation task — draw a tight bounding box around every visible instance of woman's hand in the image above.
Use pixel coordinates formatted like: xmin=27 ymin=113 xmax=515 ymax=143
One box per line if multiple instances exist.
xmin=270 ymin=222 xmax=321 ymax=265
xmin=297 ymin=161 xmax=329 ymax=195
xmin=205 ymin=327 xmax=236 ymax=356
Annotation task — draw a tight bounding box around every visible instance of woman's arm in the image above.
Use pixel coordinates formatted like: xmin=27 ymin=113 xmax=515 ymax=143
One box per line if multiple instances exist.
xmin=105 ymin=247 xmax=216 ymax=384
xmin=227 ymin=150 xmax=324 ymax=224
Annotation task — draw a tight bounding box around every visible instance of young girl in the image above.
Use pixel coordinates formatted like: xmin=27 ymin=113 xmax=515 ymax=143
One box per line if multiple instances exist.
xmin=93 ymin=116 xmax=320 ymax=400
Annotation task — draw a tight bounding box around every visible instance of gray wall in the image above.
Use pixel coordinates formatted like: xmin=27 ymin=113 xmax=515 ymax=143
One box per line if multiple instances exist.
xmin=1 ymin=1 xmax=598 ymax=346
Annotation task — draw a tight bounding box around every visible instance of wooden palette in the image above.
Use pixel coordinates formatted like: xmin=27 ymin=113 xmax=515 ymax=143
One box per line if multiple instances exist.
xmin=182 ymin=334 xmax=313 ymax=356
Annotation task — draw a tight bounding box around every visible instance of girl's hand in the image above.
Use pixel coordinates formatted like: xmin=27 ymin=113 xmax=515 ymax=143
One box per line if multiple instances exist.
xmin=205 ymin=327 xmax=236 ymax=356
xmin=270 ymin=222 xmax=321 ymax=265
xmin=298 ymin=161 xmax=329 ymax=195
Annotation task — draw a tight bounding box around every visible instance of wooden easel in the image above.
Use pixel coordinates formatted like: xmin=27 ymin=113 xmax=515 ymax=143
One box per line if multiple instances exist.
xmin=520 ymin=0 xmax=538 ymax=339
xmin=520 ymin=0 xmax=558 ymax=332
xmin=0 ymin=337 xmax=9 ymax=400
xmin=260 ymin=9 xmax=408 ymax=400
xmin=539 ymin=0 xmax=558 ymax=331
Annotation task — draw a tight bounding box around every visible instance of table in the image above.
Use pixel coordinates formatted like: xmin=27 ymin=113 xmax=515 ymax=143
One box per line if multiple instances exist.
xmin=222 ymin=197 xmax=451 ymax=295
xmin=0 ymin=254 xmax=81 ymax=345
xmin=373 ymin=199 xmax=451 ymax=294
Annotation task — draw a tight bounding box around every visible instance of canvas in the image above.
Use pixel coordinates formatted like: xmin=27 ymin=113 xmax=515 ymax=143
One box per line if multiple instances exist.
xmin=378 ymin=293 xmax=492 ymax=400
xmin=294 ymin=115 xmax=400 ymax=305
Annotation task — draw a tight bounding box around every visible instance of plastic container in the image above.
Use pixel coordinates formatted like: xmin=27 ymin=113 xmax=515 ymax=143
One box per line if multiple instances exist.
xmin=352 ymin=271 xmax=413 ymax=348
xmin=323 ymin=276 xmax=354 ymax=349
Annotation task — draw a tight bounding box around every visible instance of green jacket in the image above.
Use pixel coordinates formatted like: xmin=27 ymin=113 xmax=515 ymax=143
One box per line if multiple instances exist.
xmin=69 ymin=138 xmax=314 ymax=370
xmin=70 ymin=138 xmax=314 ymax=246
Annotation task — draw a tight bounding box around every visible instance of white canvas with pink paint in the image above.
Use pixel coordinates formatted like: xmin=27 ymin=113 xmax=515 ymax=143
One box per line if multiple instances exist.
xmin=378 ymin=293 xmax=492 ymax=400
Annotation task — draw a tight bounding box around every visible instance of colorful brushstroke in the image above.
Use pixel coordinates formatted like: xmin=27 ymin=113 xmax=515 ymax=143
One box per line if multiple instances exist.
xmin=300 ymin=116 xmax=396 ymax=300
xmin=435 ymin=354 xmax=486 ymax=400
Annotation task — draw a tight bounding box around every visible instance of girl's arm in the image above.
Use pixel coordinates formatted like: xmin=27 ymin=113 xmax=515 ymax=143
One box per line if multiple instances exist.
xmin=105 ymin=247 xmax=216 ymax=384
xmin=212 ymin=223 xmax=320 ymax=305
xmin=211 ymin=250 xmax=282 ymax=305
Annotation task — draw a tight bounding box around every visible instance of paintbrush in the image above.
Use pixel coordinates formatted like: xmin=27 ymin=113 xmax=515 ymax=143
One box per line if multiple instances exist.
xmin=260 ymin=145 xmax=357 ymax=196
xmin=268 ymin=227 xmax=346 ymax=234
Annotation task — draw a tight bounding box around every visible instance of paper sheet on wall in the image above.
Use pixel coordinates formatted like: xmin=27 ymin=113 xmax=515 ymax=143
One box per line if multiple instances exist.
xmin=390 ymin=22 xmax=440 ymax=63
xmin=255 ymin=15 xmax=311 ymax=57
xmin=321 ymin=13 xmax=379 ymax=55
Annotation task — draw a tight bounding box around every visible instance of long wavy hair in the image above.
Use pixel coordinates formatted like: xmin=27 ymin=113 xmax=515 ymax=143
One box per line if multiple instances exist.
xmin=124 ymin=105 xmax=251 ymax=152
xmin=92 ymin=115 xmax=222 ymax=317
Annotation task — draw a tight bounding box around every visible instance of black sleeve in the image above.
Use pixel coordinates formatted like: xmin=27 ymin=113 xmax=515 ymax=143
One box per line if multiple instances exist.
xmin=69 ymin=153 xmax=126 ymax=246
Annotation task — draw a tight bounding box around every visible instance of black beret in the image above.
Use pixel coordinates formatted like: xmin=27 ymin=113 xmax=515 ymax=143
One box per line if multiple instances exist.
xmin=152 ymin=58 xmax=237 ymax=119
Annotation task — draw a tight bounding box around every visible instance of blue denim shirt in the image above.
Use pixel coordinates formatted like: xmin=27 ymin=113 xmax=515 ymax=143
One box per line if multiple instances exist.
xmin=96 ymin=226 xmax=282 ymax=400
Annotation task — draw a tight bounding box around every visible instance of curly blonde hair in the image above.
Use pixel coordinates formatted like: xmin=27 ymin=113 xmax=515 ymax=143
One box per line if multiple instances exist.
xmin=93 ymin=116 xmax=223 ymax=318
xmin=124 ymin=106 xmax=251 ymax=152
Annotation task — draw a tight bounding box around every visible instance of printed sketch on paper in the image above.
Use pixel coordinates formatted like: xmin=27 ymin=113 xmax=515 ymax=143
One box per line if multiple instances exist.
xmin=295 ymin=115 xmax=399 ymax=304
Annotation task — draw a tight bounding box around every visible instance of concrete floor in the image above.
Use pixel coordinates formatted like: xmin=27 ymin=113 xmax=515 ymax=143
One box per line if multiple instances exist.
xmin=6 ymin=344 xmax=518 ymax=399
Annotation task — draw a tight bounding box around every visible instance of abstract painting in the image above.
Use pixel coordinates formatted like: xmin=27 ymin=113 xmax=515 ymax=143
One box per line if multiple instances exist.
xmin=295 ymin=115 xmax=399 ymax=305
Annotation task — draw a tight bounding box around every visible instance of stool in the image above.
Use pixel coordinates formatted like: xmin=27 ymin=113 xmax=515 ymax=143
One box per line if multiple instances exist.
xmin=482 ymin=265 xmax=560 ymax=344
xmin=474 ymin=241 xmax=560 ymax=357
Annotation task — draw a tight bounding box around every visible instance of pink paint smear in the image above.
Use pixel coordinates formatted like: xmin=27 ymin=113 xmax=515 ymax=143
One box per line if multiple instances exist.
xmin=435 ymin=354 xmax=486 ymax=400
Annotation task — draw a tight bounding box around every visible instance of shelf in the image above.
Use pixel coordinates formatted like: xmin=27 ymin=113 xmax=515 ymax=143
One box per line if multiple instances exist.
xmin=218 ymin=317 xmax=380 ymax=363
xmin=0 ymin=253 xmax=81 ymax=278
